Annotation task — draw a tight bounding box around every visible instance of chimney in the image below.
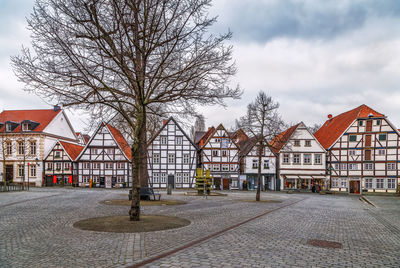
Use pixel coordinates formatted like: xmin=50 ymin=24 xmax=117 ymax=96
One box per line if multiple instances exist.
xmin=53 ymin=105 xmax=61 ymax=111
xmin=163 ymin=119 xmax=168 ymax=125
xmin=327 ymin=114 xmax=333 ymax=119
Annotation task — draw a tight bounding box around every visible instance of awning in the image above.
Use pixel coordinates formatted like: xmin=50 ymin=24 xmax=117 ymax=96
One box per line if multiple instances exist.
xmin=283 ymin=175 xmax=327 ymax=180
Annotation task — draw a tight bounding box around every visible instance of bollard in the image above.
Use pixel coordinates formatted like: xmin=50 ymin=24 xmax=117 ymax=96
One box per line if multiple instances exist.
xmin=167 ymin=184 xmax=172 ymax=195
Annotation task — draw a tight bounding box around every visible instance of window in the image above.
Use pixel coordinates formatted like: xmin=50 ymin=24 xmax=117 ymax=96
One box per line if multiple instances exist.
xmin=153 ymin=153 xmax=160 ymax=164
xmin=263 ymin=160 xmax=269 ymax=169
xmin=294 ymin=140 xmax=300 ymax=147
xmin=30 ymin=141 xmax=36 ymax=155
xmin=365 ymin=178 xmax=373 ymax=189
xmin=183 ymin=154 xmax=190 ymax=164
xmin=117 ymin=162 xmax=125 ymax=169
xmin=46 ymin=162 xmax=53 ymax=170
xmin=332 ymin=178 xmax=339 ymax=187
xmin=92 ymin=176 xmax=99 ymax=183
xmin=176 ymin=136 xmax=183 ymax=145
xmin=334 ymin=163 xmax=340 ymax=170
xmin=304 ymin=154 xmax=311 ymax=164
xmin=358 ymin=120 xmax=363 ymax=126
xmin=349 ymin=135 xmax=357 ymax=142
xmin=379 ymin=134 xmax=387 ymax=141
xmin=222 ymin=150 xmax=227 ymax=157
xmin=252 ymin=159 xmax=258 ymax=169
xmin=105 ymin=163 xmax=113 ymax=169
xmin=314 ymin=154 xmax=322 ymax=164
xmin=64 ymin=162 xmax=70 ymax=170
xmin=221 ymin=138 xmax=229 ymax=148
xmin=378 ymin=149 xmax=386 ymax=155
xmin=168 ymin=154 xmax=175 ymax=164
xmin=176 ymin=173 xmax=183 ymax=183
xmin=93 ymin=162 xmax=100 ymax=169
xmin=293 ymin=154 xmax=300 ymax=164
xmin=106 ymin=148 xmax=114 ymax=155
xmin=349 ymin=150 xmax=356 ymax=156
xmin=30 ymin=165 xmax=36 ymax=177
xmin=348 ymin=163 xmax=358 ymax=170
xmin=83 ymin=175 xmax=90 ymax=183
xmin=222 ymin=164 xmax=229 ymax=171
xmin=364 ymin=163 xmax=373 ymax=170
xmin=340 ymin=163 xmax=347 ymax=170
xmin=340 ymin=178 xmax=347 ymax=188
xmin=18 ymin=141 xmax=24 ymax=155
xmin=183 ymin=173 xmax=189 ymax=183
xmin=160 ymin=173 xmax=167 ymax=183
xmin=376 ymin=119 xmax=381 ymax=126
xmin=230 ymin=164 xmax=236 ymax=171
xmin=55 ymin=151 xmax=61 ymax=158
xmin=6 ymin=141 xmax=12 ymax=155
xmin=18 ymin=165 xmax=24 ymax=177
xmin=212 ymin=150 xmax=219 ymax=157
xmin=388 ymin=179 xmax=396 ymax=189
xmin=376 ymin=178 xmax=384 ymax=189
xmin=305 ymin=140 xmax=311 ymax=147
xmin=56 ymin=162 xmax=62 ymax=170
xmin=161 ymin=136 xmax=167 ymax=145
xmin=83 ymin=162 xmax=90 ymax=169
xmin=116 ymin=176 xmax=124 ymax=183
xmin=22 ymin=123 xmax=30 ymax=131
xmin=387 ymin=163 xmax=396 ymax=170
xmin=5 ymin=124 xmax=12 ymax=132
xmin=213 ymin=164 xmax=220 ymax=171
xmin=153 ymin=173 xmax=160 ymax=183
xmin=91 ymin=148 xmax=98 ymax=154
xmin=215 ymin=138 xmax=220 ymax=143
xmin=283 ymin=154 xmax=290 ymax=164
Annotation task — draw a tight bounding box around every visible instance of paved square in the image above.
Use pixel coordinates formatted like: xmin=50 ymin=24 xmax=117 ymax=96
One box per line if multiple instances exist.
xmin=0 ymin=189 xmax=399 ymax=267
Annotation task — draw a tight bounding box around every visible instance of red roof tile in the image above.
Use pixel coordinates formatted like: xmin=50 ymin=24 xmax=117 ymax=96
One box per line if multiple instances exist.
xmin=60 ymin=141 xmax=84 ymax=161
xmin=269 ymin=124 xmax=300 ymax=154
xmin=314 ymin=104 xmax=384 ymax=149
xmin=198 ymin=127 xmax=215 ymax=148
xmin=106 ymin=124 xmax=132 ymax=160
xmin=0 ymin=109 xmax=61 ymax=133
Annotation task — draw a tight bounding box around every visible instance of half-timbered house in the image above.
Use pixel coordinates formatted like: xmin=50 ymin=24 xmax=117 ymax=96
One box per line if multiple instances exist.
xmin=196 ymin=124 xmax=241 ymax=190
xmin=239 ymin=136 xmax=277 ymax=190
xmin=315 ymin=104 xmax=400 ymax=194
xmin=43 ymin=141 xmax=83 ymax=186
xmin=147 ymin=117 xmax=198 ymax=188
xmin=76 ymin=123 xmax=131 ymax=188
xmin=270 ymin=122 xmax=327 ymax=191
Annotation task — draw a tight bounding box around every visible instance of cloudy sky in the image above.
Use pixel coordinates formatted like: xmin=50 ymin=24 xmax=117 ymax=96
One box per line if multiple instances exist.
xmin=1 ymin=0 xmax=400 ymax=133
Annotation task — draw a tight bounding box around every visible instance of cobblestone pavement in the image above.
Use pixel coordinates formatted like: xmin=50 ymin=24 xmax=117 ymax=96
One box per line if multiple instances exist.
xmin=0 ymin=189 xmax=399 ymax=267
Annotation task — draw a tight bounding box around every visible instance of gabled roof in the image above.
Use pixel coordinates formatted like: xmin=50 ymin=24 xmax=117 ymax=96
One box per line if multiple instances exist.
xmin=269 ymin=123 xmax=300 ymax=154
xmin=239 ymin=136 xmax=258 ymax=157
xmin=106 ymin=124 xmax=132 ymax=160
xmin=198 ymin=124 xmax=240 ymax=149
xmin=230 ymin=128 xmax=249 ymax=146
xmin=196 ymin=127 xmax=215 ymax=148
xmin=314 ymin=104 xmax=385 ymax=149
xmin=76 ymin=132 xmax=90 ymax=144
xmin=148 ymin=117 xmax=198 ymax=149
xmin=0 ymin=109 xmax=62 ymax=133
xmin=194 ymin=131 xmax=206 ymax=144
xmin=60 ymin=141 xmax=84 ymax=161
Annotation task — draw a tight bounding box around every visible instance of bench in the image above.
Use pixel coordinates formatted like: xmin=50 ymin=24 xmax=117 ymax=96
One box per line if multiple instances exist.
xmin=129 ymin=188 xmax=161 ymax=201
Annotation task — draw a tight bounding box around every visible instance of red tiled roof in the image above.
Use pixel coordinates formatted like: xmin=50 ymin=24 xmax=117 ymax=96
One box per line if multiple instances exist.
xmin=60 ymin=141 xmax=84 ymax=161
xmin=0 ymin=109 xmax=61 ymax=132
xmin=106 ymin=124 xmax=132 ymax=160
xmin=314 ymin=104 xmax=385 ymax=149
xmin=269 ymin=124 xmax=300 ymax=154
xmin=197 ymin=127 xmax=215 ymax=148
xmin=230 ymin=129 xmax=249 ymax=146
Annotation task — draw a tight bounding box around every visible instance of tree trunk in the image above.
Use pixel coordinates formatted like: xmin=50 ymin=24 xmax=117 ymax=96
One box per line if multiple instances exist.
xmin=129 ymin=106 xmax=147 ymax=221
xmin=256 ymin=142 xmax=262 ymax=201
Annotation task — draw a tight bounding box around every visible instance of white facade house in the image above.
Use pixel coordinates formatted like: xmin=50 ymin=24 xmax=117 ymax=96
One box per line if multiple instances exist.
xmin=315 ymin=105 xmax=400 ymax=194
xmin=0 ymin=107 xmax=78 ymax=187
xmin=271 ymin=122 xmax=327 ymax=191
xmin=147 ymin=117 xmax=198 ymax=188
xmin=239 ymin=137 xmax=277 ymax=190
xmin=196 ymin=124 xmax=241 ymax=190
xmin=76 ymin=123 xmax=131 ymax=188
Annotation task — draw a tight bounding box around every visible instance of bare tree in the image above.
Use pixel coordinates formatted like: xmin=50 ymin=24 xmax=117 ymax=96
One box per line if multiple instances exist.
xmin=308 ymin=123 xmax=322 ymax=134
xmin=12 ymin=0 xmax=241 ymax=220
xmin=191 ymin=114 xmax=206 ymax=140
xmin=237 ymin=91 xmax=285 ymax=201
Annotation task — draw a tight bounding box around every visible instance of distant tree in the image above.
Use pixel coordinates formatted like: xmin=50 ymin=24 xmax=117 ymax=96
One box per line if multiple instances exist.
xmin=237 ymin=91 xmax=285 ymax=201
xmin=12 ymin=0 xmax=241 ymax=220
xmin=309 ymin=123 xmax=322 ymax=134
xmin=191 ymin=114 xmax=206 ymax=140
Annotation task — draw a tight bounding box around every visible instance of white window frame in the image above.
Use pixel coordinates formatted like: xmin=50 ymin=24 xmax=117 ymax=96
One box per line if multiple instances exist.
xmin=30 ymin=141 xmax=36 ymax=155
xmin=252 ymin=159 xmax=258 ymax=169
xmin=183 ymin=154 xmax=190 ymax=164
xmin=105 ymin=162 xmax=113 ymax=169
xmin=6 ymin=141 xmax=12 ymax=155
xmin=387 ymin=163 xmax=396 ymax=170
xmin=153 ymin=153 xmax=160 ymax=164
xmin=160 ymin=136 xmax=167 ymax=145
xmin=303 ymin=154 xmax=311 ymax=165
xmin=18 ymin=165 xmax=24 ymax=177
xmin=331 ymin=178 xmax=339 ymax=187
xmin=221 ymin=164 xmax=229 ymax=171
xmin=365 ymin=178 xmax=373 ymax=189
xmin=160 ymin=173 xmax=167 ymax=183
xmin=175 ymin=136 xmax=183 ymax=145
xmin=305 ymin=140 xmax=311 ymax=147
xmin=153 ymin=173 xmax=160 ymax=183
xmin=30 ymin=164 xmax=36 ymax=177
xmin=213 ymin=164 xmax=220 ymax=171
xmin=263 ymin=159 xmax=269 ymax=169
xmin=376 ymin=178 xmax=384 ymax=189
xmin=340 ymin=178 xmax=347 ymax=188
xmin=283 ymin=154 xmax=290 ymax=164
xmin=349 ymin=150 xmax=356 ymax=156
xmin=314 ymin=154 xmax=322 ymax=165
xmin=340 ymin=163 xmax=347 ymax=170
xmin=183 ymin=173 xmax=189 ymax=183
xmin=348 ymin=163 xmax=358 ymax=170
xmin=293 ymin=154 xmax=300 ymax=164
xmin=387 ymin=178 xmax=396 ymax=189
xmin=168 ymin=154 xmax=175 ymax=164
xmin=18 ymin=141 xmax=24 ymax=155
xmin=364 ymin=163 xmax=373 ymax=170
xmin=378 ymin=149 xmax=386 ymax=155
xmin=176 ymin=173 xmax=183 ymax=183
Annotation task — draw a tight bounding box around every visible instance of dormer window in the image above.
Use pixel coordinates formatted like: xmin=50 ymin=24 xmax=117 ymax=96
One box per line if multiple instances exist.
xmin=22 ymin=123 xmax=31 ymax=131
xmin=5 ymin=124 xmax=12 ymax=132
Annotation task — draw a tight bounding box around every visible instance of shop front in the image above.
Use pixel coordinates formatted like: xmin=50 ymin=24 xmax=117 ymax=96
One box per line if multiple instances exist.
xmin=283 ymin=175 xmax=326 ymax=191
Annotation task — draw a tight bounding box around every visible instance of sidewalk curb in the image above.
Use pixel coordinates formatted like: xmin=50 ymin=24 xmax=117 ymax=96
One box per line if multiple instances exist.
xmin=360 ymin=196 xmax=376 ymax=207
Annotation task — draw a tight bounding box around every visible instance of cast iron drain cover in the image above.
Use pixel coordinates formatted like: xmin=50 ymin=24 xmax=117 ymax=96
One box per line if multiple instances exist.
xmin=306 ymin=239 xmax=342 ymax=249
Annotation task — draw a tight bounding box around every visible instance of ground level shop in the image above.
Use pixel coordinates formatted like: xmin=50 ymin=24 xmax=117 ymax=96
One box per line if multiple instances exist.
xmin=330 ymin=177 xmax=399 ymax=194
xmin=281 ymin=175 xmax=326 ymax=192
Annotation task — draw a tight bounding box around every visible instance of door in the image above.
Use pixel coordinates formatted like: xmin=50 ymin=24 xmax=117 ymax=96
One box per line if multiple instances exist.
xmin=5 ymin=165 xmax=13 ymax=182
xmin=168 ymin=175 xmax=175 ymax=188
xmin=365 ymin=150 xmax=371 ymax=161
xmin=222 ymin=178 xmax=229 ymax=190
xmin=45 ymin=175 xmax=53 ymax=186
xmin=365 ymin=135 xmax=372 ymax=147
xmin=105 ymin=176 xmax=112 ymax=188
xmin=349 ymin=180 xmax=360 ymax=194
xmin=366 ymin=120 xmax=372 ymax=132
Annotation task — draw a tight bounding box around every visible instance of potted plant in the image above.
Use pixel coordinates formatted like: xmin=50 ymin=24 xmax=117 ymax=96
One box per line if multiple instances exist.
xmin=122 ymin=182 xmax=126 ymax=188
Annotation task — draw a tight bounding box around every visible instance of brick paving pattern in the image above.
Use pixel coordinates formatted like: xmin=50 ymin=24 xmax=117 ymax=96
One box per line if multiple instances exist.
xmin=0 ymin=189 xmax=399 ymax=267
